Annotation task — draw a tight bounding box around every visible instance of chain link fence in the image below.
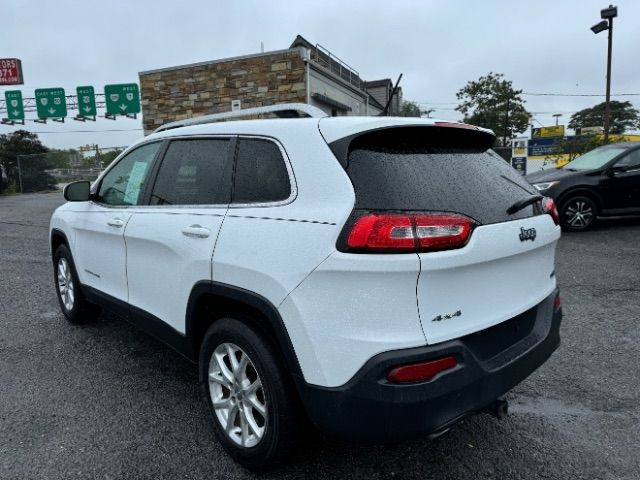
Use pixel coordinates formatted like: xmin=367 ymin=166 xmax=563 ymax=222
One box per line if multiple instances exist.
xmin=492 ymin=146 xmax=512 ymax=162
xmin=492 ymin=134 xmax=627 ymax=172
xmin=0 ymin=146 xmax=125 ymax=195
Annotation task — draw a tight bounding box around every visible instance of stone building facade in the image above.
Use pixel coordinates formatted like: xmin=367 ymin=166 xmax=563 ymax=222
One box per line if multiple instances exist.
xmin=139 ymin=36 xmax=398 ymax=134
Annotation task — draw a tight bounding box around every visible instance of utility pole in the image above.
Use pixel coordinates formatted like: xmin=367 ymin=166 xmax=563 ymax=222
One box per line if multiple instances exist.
xmin=591 ymin=5 xmax=618 ymax=143
xmin=16 ymin=155 xmax=24 ymax=193
xmin=502 ymin=97 xmax=510 ymax=146
xmin=604 ymin=15 xmax=613 ymax=142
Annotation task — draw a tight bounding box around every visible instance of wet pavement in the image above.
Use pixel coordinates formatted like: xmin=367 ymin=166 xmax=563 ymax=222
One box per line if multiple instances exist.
xmin=1 ymin=192 xmax=639 ymax=479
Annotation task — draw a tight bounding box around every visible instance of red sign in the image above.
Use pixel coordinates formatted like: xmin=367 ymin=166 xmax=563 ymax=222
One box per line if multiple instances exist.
xmin=0 ymin=58 xmax=23 ymax=85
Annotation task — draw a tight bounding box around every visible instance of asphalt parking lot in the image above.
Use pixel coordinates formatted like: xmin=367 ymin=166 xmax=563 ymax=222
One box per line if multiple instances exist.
xmin=1 ymin=192 xmax=639 ymax=480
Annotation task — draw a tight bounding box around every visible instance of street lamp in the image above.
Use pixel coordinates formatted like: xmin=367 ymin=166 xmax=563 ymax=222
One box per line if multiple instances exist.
xmin=590 ymin=20 xmax=608 ymax=34
xmin=553 ymin=113 xmax=562 ymax=126
xmin=591 ymin=4 xmax=618 ymax=143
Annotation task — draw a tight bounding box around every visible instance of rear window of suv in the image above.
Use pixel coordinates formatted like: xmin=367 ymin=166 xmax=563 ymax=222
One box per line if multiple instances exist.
xmin=232 ymin=138 xmax=291 ymax=204
xmin=337 ymin=127 xmax=539 ymax=225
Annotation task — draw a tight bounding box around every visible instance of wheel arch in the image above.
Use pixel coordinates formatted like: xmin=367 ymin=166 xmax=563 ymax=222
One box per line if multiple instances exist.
xmin=50 ymin=228 xmax=70 ymax=260
xmin=556 ymin=187 xmax=603 ymax=213
xmin=185 ymin=281 xmax=303 ymax=380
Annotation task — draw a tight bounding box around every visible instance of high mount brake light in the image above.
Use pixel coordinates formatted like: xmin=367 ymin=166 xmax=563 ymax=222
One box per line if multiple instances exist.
xmin=543 ymin=197 xmax=560 ymax=225
xmin=346 ymin=213 xmax=474 ymax=252
xmin=434 ymin=121 xmax=479 ymax=130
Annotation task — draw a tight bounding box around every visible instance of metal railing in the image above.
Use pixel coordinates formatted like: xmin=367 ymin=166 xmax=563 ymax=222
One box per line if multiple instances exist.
xmin=311 ymin=44 xmax=362 ymax=89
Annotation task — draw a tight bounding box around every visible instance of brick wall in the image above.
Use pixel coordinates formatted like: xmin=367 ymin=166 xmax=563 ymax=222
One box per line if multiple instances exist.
xmin=139 ymin=50 xmax=307 ymax=133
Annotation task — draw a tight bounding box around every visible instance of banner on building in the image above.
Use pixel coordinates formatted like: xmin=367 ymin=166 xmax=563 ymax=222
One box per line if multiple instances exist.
xmin=532 ymin=125 xmax=565 ymax=139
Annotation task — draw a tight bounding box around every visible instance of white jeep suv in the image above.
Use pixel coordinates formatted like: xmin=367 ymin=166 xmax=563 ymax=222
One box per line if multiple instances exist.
xmin=50 ymin=104 xmax=563 ymax=469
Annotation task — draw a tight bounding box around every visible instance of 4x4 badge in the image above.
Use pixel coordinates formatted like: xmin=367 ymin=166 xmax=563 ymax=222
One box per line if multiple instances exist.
xmin=519 ymin=227 xmax=536 ymax=242
xmin=432 ymin=310 xmax=462 ymax=322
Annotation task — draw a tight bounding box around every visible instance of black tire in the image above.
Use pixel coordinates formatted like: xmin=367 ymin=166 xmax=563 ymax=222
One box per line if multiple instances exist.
xmin=559 ymin=195 xmax=598 ymax=231
xmin=199 ymin=317 xmax=300 ymax=470
xmin=53 ymin=244 xmax=101 ymax=323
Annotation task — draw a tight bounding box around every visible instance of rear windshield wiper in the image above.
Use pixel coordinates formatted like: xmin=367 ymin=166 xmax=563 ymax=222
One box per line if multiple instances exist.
xmin=506 ymin=194 xmax=543 ymax=215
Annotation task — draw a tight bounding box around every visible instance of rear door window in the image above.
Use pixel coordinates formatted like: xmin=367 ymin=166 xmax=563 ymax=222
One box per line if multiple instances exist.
xmin=339 ymin=127 xmax=539 ymax=225
xmin=150 ymin=138 xmax=232 ymax=205
xmin=232 ymin=138 xmax=291 ymax=204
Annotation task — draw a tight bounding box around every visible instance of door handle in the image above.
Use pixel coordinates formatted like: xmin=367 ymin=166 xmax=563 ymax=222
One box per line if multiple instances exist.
xmin=107 ymin=218 xmax=124 ymax=228
xmin=181 ymin=225 xmax=211 ymax=238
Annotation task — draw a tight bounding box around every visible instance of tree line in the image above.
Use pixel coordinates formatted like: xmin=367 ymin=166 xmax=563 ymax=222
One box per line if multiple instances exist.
xmin=3 ymin=75 xmax=639 ymax=194
xmin=0 ymin=130 xmax=121 ymax=194
xmin=401 ymin=72 xmax=640 ymax=145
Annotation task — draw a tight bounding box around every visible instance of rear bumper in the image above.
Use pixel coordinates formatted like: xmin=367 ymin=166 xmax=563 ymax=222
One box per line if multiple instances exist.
xmin=296 ymin=289 xmax=562 ymax=442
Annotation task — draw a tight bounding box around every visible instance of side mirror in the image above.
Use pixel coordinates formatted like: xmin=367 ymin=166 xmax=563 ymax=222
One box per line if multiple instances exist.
xmin=63 ymin=181 xmax=91 ymax=202
xmin=606 ymin=165 xmax=625 ymax=176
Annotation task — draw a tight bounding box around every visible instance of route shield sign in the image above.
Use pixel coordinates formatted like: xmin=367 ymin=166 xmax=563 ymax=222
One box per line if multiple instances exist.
xmin=35 ymin=88 xmax=67 ymax=119
xmin=76 ymin=86 xmax=96 ymax=116
xmin=5 ymin=90 xmax=24 ymax=120
xmin=105 ymin=83 xmax=140 ymax=115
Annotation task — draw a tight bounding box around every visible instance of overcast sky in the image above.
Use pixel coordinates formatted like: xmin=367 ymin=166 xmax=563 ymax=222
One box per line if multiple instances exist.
xmin=2 ymin=0 xmax=639 ymax=149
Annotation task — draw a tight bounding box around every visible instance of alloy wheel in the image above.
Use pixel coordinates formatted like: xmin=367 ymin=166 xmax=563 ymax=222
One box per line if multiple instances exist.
xmin=564 ymin=199 xmax=594 ymax=229
xmin=57 ymin=258 xmax=75 ymax=311
xmin=208 ymin=342 xmax=267 ymax=448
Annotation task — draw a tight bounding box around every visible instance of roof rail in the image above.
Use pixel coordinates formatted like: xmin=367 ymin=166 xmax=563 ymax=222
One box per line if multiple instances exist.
xmin=154 ymin=103 xmax=328 ymax=133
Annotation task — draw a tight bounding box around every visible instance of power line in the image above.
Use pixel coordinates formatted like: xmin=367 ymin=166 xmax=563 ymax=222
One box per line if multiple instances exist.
xmin=5 ymin=128 xmax=143 ymax=134
xmin=416 ymin=93 xmax=640 ymax=101
xmin=415 ymin=101 xmax=459 ymax=105
xmin=523 ymin=92 xmax=640 ymax=97
xmin=419 ymin=107 xmax=585 ymax=115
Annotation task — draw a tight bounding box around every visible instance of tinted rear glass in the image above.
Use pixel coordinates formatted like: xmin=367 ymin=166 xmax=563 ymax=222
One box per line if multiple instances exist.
xmin=150 ymin=139 xmax=231 ymax=205
xmin=232 ymin=138 xmax=291 ymax=203
xmin=342 ymin=127 xmax=539 ymax=225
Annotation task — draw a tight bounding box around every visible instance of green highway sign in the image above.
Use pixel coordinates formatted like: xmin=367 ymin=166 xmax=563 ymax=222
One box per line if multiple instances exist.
xmin=105 ymin=83 xmax=140 ymax=115
xmin=76 ymin=86 xmax=96 ymax=117
xmin=35 ymin=88 xmax=67 ymax=118
xmin=5 ymin=90 xmax=24 ymax=120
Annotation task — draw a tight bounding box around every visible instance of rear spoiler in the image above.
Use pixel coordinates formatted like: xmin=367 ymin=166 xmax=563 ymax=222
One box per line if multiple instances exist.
xmin=328 ymin=124 xmax=497 ymax=168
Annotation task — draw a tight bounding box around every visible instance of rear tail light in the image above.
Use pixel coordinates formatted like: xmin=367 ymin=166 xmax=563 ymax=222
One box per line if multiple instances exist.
xmin=543 ymin=197 xmax=560 ymax=225
xmin=347 ymin=214 xmax=415 ymax=250
xmin=346 ymin=213 xmax=474 ymax=253
xmin=387 ymin=356 xmax=457 ymax=383
xmin=414 ymin=214 xmax=474 ymax=251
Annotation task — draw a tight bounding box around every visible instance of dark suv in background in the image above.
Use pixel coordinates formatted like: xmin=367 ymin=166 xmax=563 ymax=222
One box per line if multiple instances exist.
xmin=526 ymin=142 xmax=640 ymax=231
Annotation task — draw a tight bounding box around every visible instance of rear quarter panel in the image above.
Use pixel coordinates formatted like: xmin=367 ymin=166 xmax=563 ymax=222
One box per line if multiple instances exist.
xmin=211 ymin=125 xmax=355 ymax=311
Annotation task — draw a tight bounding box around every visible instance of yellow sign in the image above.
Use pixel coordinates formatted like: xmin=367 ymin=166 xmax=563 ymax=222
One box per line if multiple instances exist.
xmin=511 ymin=138 xmax=528 ymax=156
xmin=533 ymin=125 xmax=565 ymax=138
xmin=621 ymin=134 xmax=640 ymax=142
